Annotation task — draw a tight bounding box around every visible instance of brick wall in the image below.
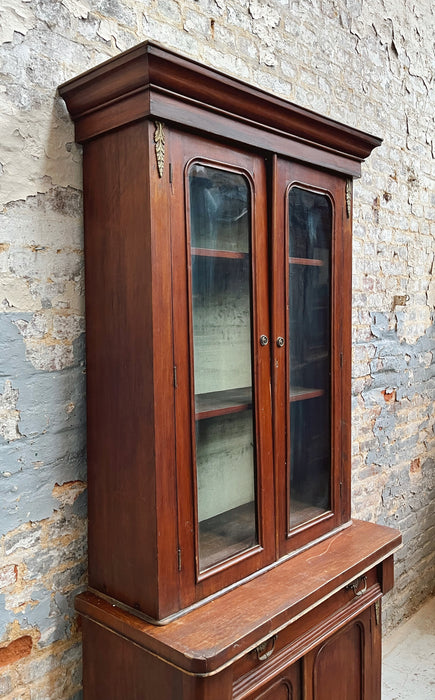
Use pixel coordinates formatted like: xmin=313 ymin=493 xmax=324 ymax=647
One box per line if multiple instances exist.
xmin=1 ymin=0 xmax=433 ymax=696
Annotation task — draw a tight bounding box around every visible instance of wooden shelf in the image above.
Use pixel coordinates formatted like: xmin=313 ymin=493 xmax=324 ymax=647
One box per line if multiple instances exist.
xmin=199 ymin=501 xmax=256 ymax=571
xmin=290 ymin=352 xmax=329 ymax=371
xmin=289 ymin=256 xmax=324 ymax=266
xmin=290 ymin=386 xmax=324 ymax=403
xmin=192 ymin=247 xmax=248 ymax=260
xmin=195 ymin=387 xmax=252 ymax=420
xmin=290 ymin=499 xmax=328 ymax=529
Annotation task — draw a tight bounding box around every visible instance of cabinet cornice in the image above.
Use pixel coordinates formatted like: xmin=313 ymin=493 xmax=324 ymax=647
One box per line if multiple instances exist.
xmin=59 ymin=41 xmax=381 ymax=168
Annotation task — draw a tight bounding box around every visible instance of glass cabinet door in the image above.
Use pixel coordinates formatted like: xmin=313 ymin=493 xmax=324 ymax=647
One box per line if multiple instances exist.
xmin=173 ymin=136 xmax=348 ymax=599
xmin=274 ymin=159 xmax=349 ymax=555
xmin=172 ymin=132 xmax=273 ymax=607
xmin=188 ymin=163 xmax=257 ymax=572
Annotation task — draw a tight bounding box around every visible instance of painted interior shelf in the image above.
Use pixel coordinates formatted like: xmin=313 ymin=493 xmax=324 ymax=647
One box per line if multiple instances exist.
xmin=289 ymin=386 xmax=324 ymax=402
xmin=192 ymin=247 xmax=248 ymax=259
xmin=289 ymin=256 xmax=324 ymax=266
xmin=195 ymin=387 xmax=252 ymax=420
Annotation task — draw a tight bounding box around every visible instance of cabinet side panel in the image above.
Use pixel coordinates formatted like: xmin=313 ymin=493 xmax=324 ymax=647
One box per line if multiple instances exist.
xmin=81 ymin=615 xmax=235 ymax=700
xmin=337 ymin=181 xmax=352 ymax=524
xmin=148 ymin=121 xmax=180 ymax=617
xmin=81 ymin=617 xmax=182 ymax=700
xmin=84 ymin=122 xmax=159 ymax=615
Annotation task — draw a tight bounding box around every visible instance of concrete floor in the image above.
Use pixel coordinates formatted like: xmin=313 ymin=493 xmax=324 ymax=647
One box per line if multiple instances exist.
xmin=383 ymin=596 xmax=435 ymax=699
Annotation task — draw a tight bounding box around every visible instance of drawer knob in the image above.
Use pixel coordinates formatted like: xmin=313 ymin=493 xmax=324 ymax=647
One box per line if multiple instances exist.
xmin=256 ymin=634 xmax=277 ymax=661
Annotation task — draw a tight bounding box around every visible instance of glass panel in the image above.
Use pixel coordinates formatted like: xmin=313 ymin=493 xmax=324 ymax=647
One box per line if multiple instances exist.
xmin=188 ymin=164 xmax=257 ymax=571
xmin=189 ymin=164 xmax=250 ymax=253
xmin=288 ymin=187 xmax=332 ymax=530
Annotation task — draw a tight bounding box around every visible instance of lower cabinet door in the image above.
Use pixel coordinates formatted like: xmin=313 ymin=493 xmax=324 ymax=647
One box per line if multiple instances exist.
xmin=304 ymin=605 xmax=381 ymax=700
xmin=233 ymin=603 xmax=381 ymax=700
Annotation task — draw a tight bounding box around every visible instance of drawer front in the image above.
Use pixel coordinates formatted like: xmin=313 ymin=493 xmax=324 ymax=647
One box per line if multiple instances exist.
xmin=232 ymin=567 xmax=381 ymax=699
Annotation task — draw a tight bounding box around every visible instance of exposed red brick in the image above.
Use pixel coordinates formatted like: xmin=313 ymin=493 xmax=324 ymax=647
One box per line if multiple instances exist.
xmin=0 ymin=636 xmax=32 ymax=668
xmin=52 ymin=480 xmax=86 ymax=506
xmin=410 ymin=458 xmax=421 ymax=474
xmin=382 ymin=389 xmax=396 ymax=403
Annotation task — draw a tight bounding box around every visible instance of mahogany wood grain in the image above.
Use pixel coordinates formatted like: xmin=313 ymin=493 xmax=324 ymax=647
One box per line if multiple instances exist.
xmin=59 ymin=42 xmax=381 ymax=163
xmin=169 ymin=129 xmax=275 ymax=607
xmin=379 ymin=554 xmax=395 ymax=594
xmin=147 ymin=119 xmax=183 ymax=618
xmin=305 ymin=602 xmax=381 ymax=699
xmin=83 ymin=123 xmax=157 ymax=615
xmin=239 ymin=661 xmax=301 ymax=699
xmin=77 ymin=519 xmax=400 ymax=675
xmin=83 ymin=120 xmax=180 ymax=620
xmin=81 ymin=616 xmax=183 ymax=700
xmin=60 ymin=47 xmax=388 ymax=621
xmin=309 ymin=615 xmax=365 ymax=699
xmin=370 ymin=599 xmax=382 ymax=698
xmin=60 ymin=40 xmax=394 ymax=699
xmin=78 ymin=580 xmax=382 ymax=698
xmin=338 ymin=176 xmax=353 ymax=527
xmin=149 ymin=92 xmax=363 ymax=178
xmin=273 ymin=159 xmax=350 ymax=557
xmin=82 ymin=615 xmax=236 ymax=699
xmin=232 ymin=569 xmax=381 ymax=686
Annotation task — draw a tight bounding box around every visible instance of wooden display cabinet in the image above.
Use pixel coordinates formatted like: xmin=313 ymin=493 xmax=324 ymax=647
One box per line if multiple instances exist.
xmin=59 ymin=43 xmax=401 ymax=698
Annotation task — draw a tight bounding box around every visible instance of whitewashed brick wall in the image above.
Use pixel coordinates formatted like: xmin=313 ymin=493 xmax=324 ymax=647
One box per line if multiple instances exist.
xmin=1 ymin=1 xmax=433 ymax=696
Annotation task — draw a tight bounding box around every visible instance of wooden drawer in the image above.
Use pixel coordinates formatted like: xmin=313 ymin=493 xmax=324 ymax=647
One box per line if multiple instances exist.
xmin=232 ymin=567 xmax=381 ymax=699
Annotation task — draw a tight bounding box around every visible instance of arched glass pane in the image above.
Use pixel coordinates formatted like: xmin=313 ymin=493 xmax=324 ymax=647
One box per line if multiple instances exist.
xmin=288 ymin=187 xmax=332 ymax=530
xmin=189 ymin=164 xmax=257 ymax=571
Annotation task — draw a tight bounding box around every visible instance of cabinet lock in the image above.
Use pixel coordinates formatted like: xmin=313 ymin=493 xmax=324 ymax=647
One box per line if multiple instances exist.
xmin=346 ymin=575 xmax=367 ymax=597
xmin=259 ymin=335 xmax=269 ymax=346
xmin=256 ymin=634 xmax=277 ymax=662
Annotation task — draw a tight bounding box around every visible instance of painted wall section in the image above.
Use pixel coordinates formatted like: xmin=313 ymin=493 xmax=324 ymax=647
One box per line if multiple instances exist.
xmin=0 ymin=0 xmax=433 ymax=697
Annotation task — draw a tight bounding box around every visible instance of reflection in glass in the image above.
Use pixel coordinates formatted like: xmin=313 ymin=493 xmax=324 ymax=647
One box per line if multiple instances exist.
xmin=189 ymin=164 xmax=250 ymax=253
xmin=188 ymin=164 xmax=257 ymax=571
xmin=288 ymin=187 xmax=332 ymax=530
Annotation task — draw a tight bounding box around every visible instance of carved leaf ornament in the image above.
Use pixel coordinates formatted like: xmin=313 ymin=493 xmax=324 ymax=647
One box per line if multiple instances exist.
xmin=154 ymin=121 xmax=165 ymax=177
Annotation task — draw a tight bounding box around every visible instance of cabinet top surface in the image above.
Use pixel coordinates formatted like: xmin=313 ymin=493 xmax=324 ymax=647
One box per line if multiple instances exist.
xmin=77 ymin=519 xmax=401 ymax=675
xmin=59 ymin=40 xmax=381 ymax=163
